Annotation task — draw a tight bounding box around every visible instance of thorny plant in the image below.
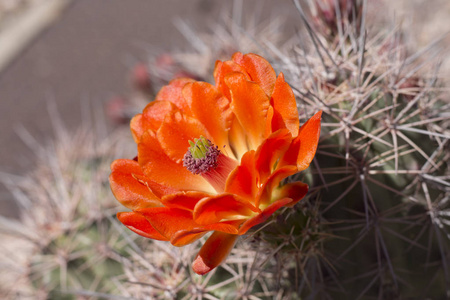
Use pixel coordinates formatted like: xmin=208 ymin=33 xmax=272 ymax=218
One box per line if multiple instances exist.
xmin=0 ymin=0 xmax=449 ymax=299
xmin=123 ymin=0 xmax=450 ymax=298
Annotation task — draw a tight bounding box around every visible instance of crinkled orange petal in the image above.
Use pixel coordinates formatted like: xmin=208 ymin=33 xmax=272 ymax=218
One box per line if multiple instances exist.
xmin=182 ymin=82 xmax=232 ymax=150
xmin=225 ymin=72 xmax=271 ymax=149
xmin=257 ymin=165 xmax=298 ymax=207
xmin=279 ymin=111 xmax=322 ymax=171
xmin=161 ymin=191 xmax=211 ymax=211
xmin=137 ymin=207 xmax=194 ymax=240
xmin=192 ymin=231 xmax=238 ymax=275
xmin=154 ymin=78 xmax=195 ymax=114
xmin=138 ymin=131 xmax=213 ymax=193
xmin=170 ymin=220 xmax=241 ymax=246
xmin=117 ymin=211 xmax=168 ymax=241
xmin=171 ymin=220 xmax=239 ymax=246
xmin=238 ymin=198 xmax=293 ymax=235
xmin=170 ymin=229 xmax=207 ymax=247
xmin=232 ymin=52 xmax=277 ymax=97
xmin=131 ymin=101 xmax=180 ymax=143
xmin=130 ymin=114 xmax=145 ymax=144
xmin=193 ymin=193 xmax=260 ymax=225
xmin=109 ymin=159 xmax=162 ymax=210
xmin=271 ymin=73 xmax=300 ymax=137
xmin=214 ymin=60 xmax=250 ymax=100
xmin=265 ymin=105 xmax=274 ymax=139
xmin=130 ymin=172 xmax=178 ymax=199
xmin=225 ymin=150 xmax=258 ymax=204
xmin=274 ymin=181 xmax=309 ymax=207
xmin=255 ymin=129 xmax=292 ymax=184
xmin=157 ymin=110 xmax=212 ymax=163
xmin=137 ymin=207 xmax=238 ymax=246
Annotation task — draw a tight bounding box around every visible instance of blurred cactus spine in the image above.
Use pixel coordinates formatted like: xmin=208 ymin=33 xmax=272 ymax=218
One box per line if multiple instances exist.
xmin=312 ymin=0 xmax=363 ymax=39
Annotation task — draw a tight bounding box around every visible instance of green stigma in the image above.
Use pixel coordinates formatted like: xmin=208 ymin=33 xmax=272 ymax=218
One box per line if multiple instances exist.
xmin=188 ymin=136 xmax=211 ymax=159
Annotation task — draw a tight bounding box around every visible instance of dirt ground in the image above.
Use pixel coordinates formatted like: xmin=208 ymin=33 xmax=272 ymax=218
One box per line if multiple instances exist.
xmin=0 ymin=0 xmax=448 ymax=217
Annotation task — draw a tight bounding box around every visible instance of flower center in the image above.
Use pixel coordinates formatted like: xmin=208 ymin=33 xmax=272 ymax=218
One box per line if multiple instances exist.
xmin=183 ymin=136 xmax=238 ymax=193
xmin=183 ymin=137 xmax=220 ymax=174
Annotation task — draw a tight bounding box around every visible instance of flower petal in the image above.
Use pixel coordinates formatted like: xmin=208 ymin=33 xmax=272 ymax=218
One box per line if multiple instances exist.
xmin=137 ymin=207 xmax=239 ymax=246
xmin=192 ymin=231 xmax=238 ymax=275
xmin=171 ymin=220 xmax=239 ymax=246
xmin=170 ymin=221 xmax=241 ymax=247
xmin=160 ymin=191 xmax=211 ymax=211
xmin=265 ymin=105 xmax=274 ymax=139
xmin=279 ymin=111 xmax=322 ymax=171
xmin=255 ymin=129 xmax=292 ymax=184
xmin=109 ymin=159 xmax=162 ymax=210
xmin=201 ymin=153 xmax=239 ymax=193
xmin=130 ymin=172 xmax=178 ymax=198
xmin=228 ymin=117 xmax=249 ymax=160
xmin=137 ymin=207 xmax=201 ymax=244
xmin=232 ymin=52 xmax=276 ymax=97
xmin=170 ymin=229 xmax=207 ymax=247
xmin=182 ymin=82 xmax=232 ymax=150
xmin=225 ymin=150 xmax=258 ymax=204
xmin=130 ymin=114 xmax=145 ymax=143
xmin=214 ymin=60 xmax=250 ymax=100
xmin=138 ymin=131 xmax=213 ymax=192
xmin=131 ymin=101 xmax=180 ymax=143
xmin=155 ymin=78 xmax=195 ymax=114
xmin=157 ymin=110 xmax=212 ymax=164
xmin=225 ymin=72 xmax=271 ymax=149
xmin=117 ymin=211 xmax=168 ymax=241
xmin=193 ymin=193 xmax=260 ymax=225
xmin=238 ymin=198 xmax=293 ymax=235
xmin=274 ymin=181 xmax=309 ymax=207
xmin=271 ymin=73 xmax=300 ymax=137
xmin=257 ymin=165 xmax=298 ymax=207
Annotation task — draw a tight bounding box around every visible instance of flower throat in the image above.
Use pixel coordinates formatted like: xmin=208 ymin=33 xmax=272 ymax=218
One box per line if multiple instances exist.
xmin=183 ymin=136 xmax=238 ymax=193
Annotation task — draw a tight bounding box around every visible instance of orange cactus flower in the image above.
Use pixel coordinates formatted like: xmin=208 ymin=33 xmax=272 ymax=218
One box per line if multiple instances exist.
xmin=110 ymin=52 xmax=322 ymax=275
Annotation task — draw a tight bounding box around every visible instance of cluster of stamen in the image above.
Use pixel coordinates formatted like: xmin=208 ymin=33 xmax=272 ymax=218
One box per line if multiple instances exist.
xmin=183 ymin=136 xmax=220 ymax=175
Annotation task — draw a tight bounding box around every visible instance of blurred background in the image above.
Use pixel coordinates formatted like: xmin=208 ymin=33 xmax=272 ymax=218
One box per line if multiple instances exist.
xmin=0 ymin=0 xmax=449 ymax=218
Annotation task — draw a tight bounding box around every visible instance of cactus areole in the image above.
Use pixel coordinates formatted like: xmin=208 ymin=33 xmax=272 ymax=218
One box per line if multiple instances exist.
xmin=109 ymin=52 xmax=322 ymax=275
